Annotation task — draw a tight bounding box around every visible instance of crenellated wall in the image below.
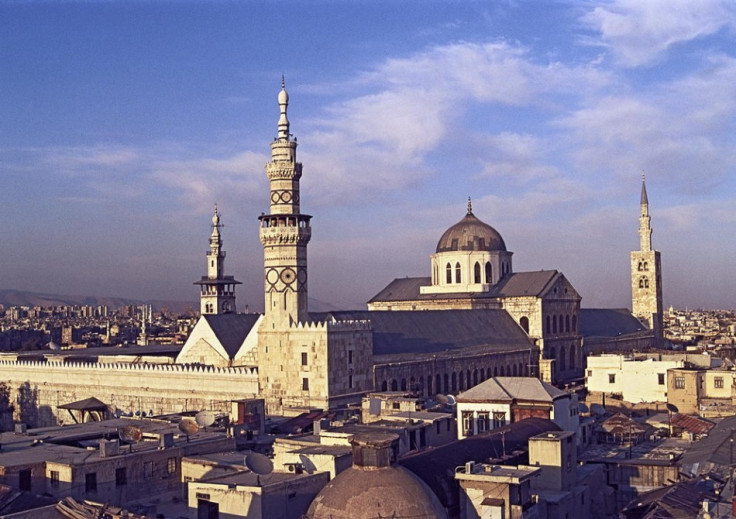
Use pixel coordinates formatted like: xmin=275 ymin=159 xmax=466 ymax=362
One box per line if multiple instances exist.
xmin=0 ymin=360 xmax=259 ymax=428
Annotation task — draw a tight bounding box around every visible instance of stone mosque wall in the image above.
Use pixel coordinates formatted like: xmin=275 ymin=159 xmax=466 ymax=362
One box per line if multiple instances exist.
xmin=0 ymin=360 xmax=259 ymax=428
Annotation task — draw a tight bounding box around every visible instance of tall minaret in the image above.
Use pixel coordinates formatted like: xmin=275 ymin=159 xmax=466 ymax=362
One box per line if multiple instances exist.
xmin=194 ymin=205 xmax=241 ymax=314
xmin=631 ymin=173 xmax=663 ymax=343
xmin=259 ymin=78 xmax=312 ymax=325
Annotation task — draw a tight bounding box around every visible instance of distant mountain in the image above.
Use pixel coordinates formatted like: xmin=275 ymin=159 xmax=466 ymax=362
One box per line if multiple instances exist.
xmin=0 ymin=289 xmax=197 ymax=314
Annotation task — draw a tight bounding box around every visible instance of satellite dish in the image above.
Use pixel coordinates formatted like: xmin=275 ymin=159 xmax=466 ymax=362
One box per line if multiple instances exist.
xmin=666 ymin=403 xmax=679 ymax=414
xmin=436 ymin=394 xmax=449 ymax=405
xmin=578 ymin=403 xmax=589 ymax=414
xmin=446 ymin=395 xmax=456 ymax=406
xmin=590 ymin=403 xmax=606 ymax=416
xmin=195 ymin=410 xmax=217 ymax=428
xmin=245 ymin=453 xmax=273 ymax=475
xmin=179 ymin=420 xmax=199 ymax=436
xmin=118 ymin=425 xmax=143 ymax=443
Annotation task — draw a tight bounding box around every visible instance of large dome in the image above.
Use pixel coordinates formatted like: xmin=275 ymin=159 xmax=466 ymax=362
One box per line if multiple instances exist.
xmin=307 ymin=464 xmax=446 ymax=519
xmin=436 ymin=202 xmax=506 ymax=253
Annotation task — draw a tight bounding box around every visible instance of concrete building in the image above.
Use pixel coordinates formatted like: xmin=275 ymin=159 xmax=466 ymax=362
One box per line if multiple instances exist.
xmin=585 ymin=354 xmax=684 ymax=403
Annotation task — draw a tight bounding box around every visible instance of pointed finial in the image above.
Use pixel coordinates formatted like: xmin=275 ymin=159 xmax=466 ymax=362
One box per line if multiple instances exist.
xmin=640 ymin=171 xmax=649 ymax=205
xmin=467 ymin=197 xmax=473 ymax=215
xmin=277 ymin=76 xmax=290 ymax=139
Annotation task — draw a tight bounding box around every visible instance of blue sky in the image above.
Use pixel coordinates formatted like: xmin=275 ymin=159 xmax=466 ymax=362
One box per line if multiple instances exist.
xmin=2 ymin=0 xmax=735 ymax=311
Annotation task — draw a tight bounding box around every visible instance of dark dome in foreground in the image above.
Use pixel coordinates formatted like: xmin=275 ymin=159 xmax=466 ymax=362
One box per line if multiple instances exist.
xmin=306 ymin=464 xmax=447 ymax=519
xmin=436 ymin=207 xmax=506 ymax=253
xmin=307 ymin=433 xmax=447 ymax=519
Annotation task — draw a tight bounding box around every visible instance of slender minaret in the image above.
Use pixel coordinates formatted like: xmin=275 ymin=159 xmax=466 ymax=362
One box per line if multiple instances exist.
xmin=631 ymin=173 xmax=663 ymax=343
xmin=259 ymin=78 xmax=312 ymax=326
xmin=194 ymin=205 xmax=240 ymax=314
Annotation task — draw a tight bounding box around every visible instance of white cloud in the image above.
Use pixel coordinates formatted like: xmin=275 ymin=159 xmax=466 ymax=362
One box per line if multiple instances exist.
xmin=582 ymin=0 xmax=736 ymax=67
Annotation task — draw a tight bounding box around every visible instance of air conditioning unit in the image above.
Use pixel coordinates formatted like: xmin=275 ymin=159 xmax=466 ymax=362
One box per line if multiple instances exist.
xmin=465 ymin=461 xmax=475 ymax=474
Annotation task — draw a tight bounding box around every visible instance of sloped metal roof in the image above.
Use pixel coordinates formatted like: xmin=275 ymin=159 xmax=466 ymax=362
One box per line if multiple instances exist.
xmin=488 ymin=270 xmax=560 ymax=298
xmin=202 ymin=313 xmax=260 ymax=359
xmin=579 ymin=308 xmax=646 ymax=337
xmin=314 ymin=310 xmax=534 ymax=356
xmin=457 ymin=376 xmax=568 ymax=403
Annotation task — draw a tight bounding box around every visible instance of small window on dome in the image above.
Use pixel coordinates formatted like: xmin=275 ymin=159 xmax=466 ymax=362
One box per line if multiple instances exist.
xmin=478 ymin=238 xmax=485 ymax=250
xmin=451 ymin=238 xmax=458 ymax=250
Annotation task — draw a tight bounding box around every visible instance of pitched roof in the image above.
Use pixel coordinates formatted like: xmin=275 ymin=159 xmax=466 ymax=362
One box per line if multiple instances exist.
xmin=57 ymin=397 xmax=108 ymax=411
xmin=313 ymin=310 xmax=534 ymax=356
xmin=488 ymin=271 xmax=560 ymax=298
xmin=579 ymin=308 xmax=647 ymax=337
xmin=457 ymin=377 xmax=567 ymax=403
xmin=202 ymin=313 xmax=261 ymax=358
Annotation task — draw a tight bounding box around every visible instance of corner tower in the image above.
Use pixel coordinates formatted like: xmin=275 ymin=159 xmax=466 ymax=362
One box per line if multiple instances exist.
xmin=631 ymin=174 xmax=663 ymax=342
xmin=194 ymin=205 xmax=241 ymax=314
xmin=259 ymin=79 xmax=312 ymax=325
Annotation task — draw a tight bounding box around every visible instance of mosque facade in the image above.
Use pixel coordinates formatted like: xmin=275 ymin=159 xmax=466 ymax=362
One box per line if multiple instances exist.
xmin=0 ymin=82 xmax=660 ymax=426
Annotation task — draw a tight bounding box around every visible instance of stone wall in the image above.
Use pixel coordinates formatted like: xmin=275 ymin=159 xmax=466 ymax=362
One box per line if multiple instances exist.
xmin=0 ymin=360 xmax=259 ymax=428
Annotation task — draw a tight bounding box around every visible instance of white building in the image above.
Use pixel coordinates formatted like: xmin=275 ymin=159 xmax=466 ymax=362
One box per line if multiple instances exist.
xmin=585 ymin=354 xmax=684 ymax=403
xmin=455 ymin=377 xmax=578 ymax=440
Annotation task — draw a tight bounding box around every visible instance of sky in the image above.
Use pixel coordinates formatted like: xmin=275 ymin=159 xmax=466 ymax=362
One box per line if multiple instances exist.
xmin=1 ymin=0 xmax=735 ymax=312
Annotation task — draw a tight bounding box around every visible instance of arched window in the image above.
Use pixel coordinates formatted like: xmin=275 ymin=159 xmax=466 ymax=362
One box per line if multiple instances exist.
xmin=643 ymin=262 xmax=648 ymax=271
xmin=436 ymin=374 xmax=442 ymax=394
xmin=473 ymin=369 xmax=478 ymax=386
xmin=499 ymin=366 xmax=505 ymax=376
xmin=512 ymin=364 xmax=518 ymax=376
xmin=569 ymin=345 xmax=576 ymax=370
xmin=520 ymin=316 xmax=530 ymax=334
xmin=401 ymin=378 xmax=407 ymax=391
xmin=558 ymin=315 xmax=564 ymax=334
xmin=451 ymin=372 xmax=457 ymax=392
xmin=572 ymin=315 xmax=577 ymax=333
xmin=644 ymin=279 xmax=649 ymax=288
xmin=391 ymin=380 xmax=398 ymax=391
xmin=455 ymin=262 xmax=461 ymax=283
xmin=443 ymin=374 xmax=449 ymax=393
xmin=638 ymin=261 xmax=643 ymax=271
xmin=381 ymin=380 xmax=388 ymax=391
xmin=459 ymin=371 xmax=465 ymax=391
xmin=565 ymin=315 xmax=570 ymax=333
xmin=494 ymin=367 xmax=498 ymax=377
xmin=427 ymin=376 xmax=432 ymax=395
xmin=485 ymin=262 xmax=492 ymax=283
xmin=474 ymin=262 xmax=481 ymax=283
xmin=546 ymin=315 xmax=551 ymax=334
xmin=519 ymin=363 xmax=524 ymax=376
xmin=552 ymin=315 xmax=558 ymax=334
xmin=446 ymin=263 xmax=452 ymax=284
xmin=548 ymin=347 xmax=556 ymax=361
xmin=559 ymin=346 xmax=566 ymax=371
xmin=639 ymin=278 xmax=645 ymax=288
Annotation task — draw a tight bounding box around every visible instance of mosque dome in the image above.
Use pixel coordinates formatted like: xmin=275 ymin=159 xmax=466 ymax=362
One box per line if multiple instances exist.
xmin=307 ymin=434 xmax=447 ymax=519
xmin=436 ymin=199 xmax=506 ymax=253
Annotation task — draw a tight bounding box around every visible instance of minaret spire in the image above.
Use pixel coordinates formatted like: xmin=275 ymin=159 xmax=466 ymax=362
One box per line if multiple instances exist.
xmin=195 ymin=206 xmax=240 ymax=315
xmin=631 ymin=173 xmax=663 ymax=345
xmin=639 ymin=172 xmax=652 ymax=252
xmin=277 ymin=76 xmax=290 ymax=140
xmin=259 ymin=79 xmax=312 ymax=325
xmin=467 ymin=197 xmax=473 ymax=215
